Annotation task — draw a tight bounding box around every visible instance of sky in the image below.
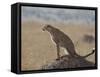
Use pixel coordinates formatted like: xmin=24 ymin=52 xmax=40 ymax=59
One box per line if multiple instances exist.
xmin=21 ymin=6 xmax=95 ymax=25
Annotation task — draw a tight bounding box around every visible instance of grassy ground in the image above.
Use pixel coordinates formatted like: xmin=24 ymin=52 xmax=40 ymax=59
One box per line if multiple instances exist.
xmin=21 ymin=20 xmax=95 ymax=71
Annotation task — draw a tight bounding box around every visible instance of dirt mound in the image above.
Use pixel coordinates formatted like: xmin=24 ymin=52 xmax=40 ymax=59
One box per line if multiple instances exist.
xmin=41 ymin=55 xmax=95 ymax=70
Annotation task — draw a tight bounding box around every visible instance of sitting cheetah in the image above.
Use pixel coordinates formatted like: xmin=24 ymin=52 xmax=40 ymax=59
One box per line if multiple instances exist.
xmin=42 ymin=24 xmax=95 ymax=59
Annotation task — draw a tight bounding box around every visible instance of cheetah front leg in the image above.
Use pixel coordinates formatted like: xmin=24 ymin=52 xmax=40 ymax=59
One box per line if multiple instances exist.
xmin=56 ymin=44 xmax=60 ymax=60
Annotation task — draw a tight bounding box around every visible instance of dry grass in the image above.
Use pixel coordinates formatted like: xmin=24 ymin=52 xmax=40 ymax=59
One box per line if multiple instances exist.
xmin=21 ymin=20 xmax=95 ymax=71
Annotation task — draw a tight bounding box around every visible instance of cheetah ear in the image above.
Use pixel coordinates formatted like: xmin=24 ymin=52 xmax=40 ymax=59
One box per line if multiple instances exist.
xmin=46 ymin=24 xmax=51 ymax=27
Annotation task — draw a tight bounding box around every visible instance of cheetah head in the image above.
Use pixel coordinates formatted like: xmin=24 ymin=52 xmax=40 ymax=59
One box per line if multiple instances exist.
xmin=42 ymin=24 xmax=53 ymax=31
